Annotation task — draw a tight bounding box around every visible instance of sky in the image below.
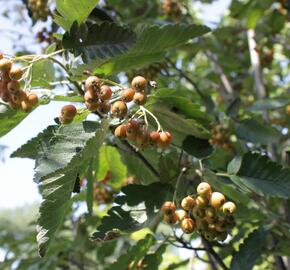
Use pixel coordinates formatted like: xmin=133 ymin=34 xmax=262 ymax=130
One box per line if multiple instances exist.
xmin=0 ymin=0 xmax=231 ymax=209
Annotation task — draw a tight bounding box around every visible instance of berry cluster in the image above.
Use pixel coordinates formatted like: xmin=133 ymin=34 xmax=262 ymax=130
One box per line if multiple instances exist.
xmin=209 ymin=124 xmax=232 ymax=151
xmin=36 ymin=28 xmax=61 ymax=48
xmin=59 ymin=75 xmax=172 ymax=149
xmin=162 ymin=0 xmax=182 ymax=21
xmin=0 ymin=54 xmax=38 ymax=111
xmin=162 ymin=182 xmax=237 ymax=242
xmin=28 ymin=0 xmax=49 ymax=21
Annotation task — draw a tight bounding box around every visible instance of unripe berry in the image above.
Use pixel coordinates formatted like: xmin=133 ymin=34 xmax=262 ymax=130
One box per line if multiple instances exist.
xmin=210 ymin=192 xmax=225 ymax=209
xmin=163 ymin=212 xmax=178 ymax=224
xmin=121 ymin=88 xmax=135 ymax=102
xmin=98 ymin=101 xmax=111 ymax=114
xmin=114 ymin=124 xmax=127 ymax=138
xmin=175 ymin=209 xmax=188 ymax=222
xmin=61 ymin=104 xmax=77 ymax=119
xmin=180 ymin=218 xmax=195 ymax=234
xmin=161 ymin=201 xmax=176 ymax=216
xmin=196 ymin=195 xmax=208 ymax=208
xmin=7 ymin=80 xmax=20 ymax=92
xmin=205 ymin=207 xmax=216 ymax=218
xmin=222 ymin=201 xmax=236 ymax=215
xmin=0 ymin=59 xmax=12 ymax=73
xmin=9 ymin=67 xmax=23 ymax=80
xmin=158 ymin=131 xmax=172 ymax=148
xmin=111 ymin=101 xmax=128 ymax=118
xmin=197 ymin=182 xmax=212 ymax=198
xmin=149 ymin=131 xmax=160 ymax=144
xmin=85 ymin=76 xmax=101 ymax=94
xmin=100 ymin=85 xmax=112 ymax=101
xmin=26 ymin=93 xmax=38 ymax=107
xmin=133 ymin=92 xmax=147 ymax=105
xmin=131 ymin=76 xmax=147 ymax=92
xmin=181 ymin=196 xmax=196 ymax=210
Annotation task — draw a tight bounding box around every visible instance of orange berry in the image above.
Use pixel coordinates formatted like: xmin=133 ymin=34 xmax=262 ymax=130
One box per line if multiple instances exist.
xmin=197 ymin=182 xmax=212 ymax=198
xmin=85 ymin=101 xmax=99 ymax=111
xmin=131 ymin=76 xmax=147 ymax=92
xmin=196 ymin=196 xmax=208 ymax=208
xmin=149 ymin=131 xmax=160 ymax=144
xmin=210 ymin=192 xmax=226 ymax=209
xmin=121 ymin=88 xmax=135 ymax=102
xmin=181 ymin=196 xmax=196 ymax=210
xmin=222 ymin=201 xmax=236 ymax=215
xmin=161 ymin=201 xmax=176 ymax=215
xmin=85 ymin=76 xmax=101 ymax=94
xmin=98 ymin=101 xmax=111 ymax=114
xmin=7 ymin=80 xmax=20 ymax=92
xmin=0 ymin=59 xmax=12 ymax=73
xmin=180 ymin=218 xmax=196 ymax=234
xmin=26 ymin=93 xmax=38 ymax=107
xmin=133 ymin=92 xmax=147 ymax=105
xmin=175 ymin=209 xmax=188 ymax=222
xmin=99 ymin=85 xmax=112 ymax=101
xmin=111 ymin=101 xmax=128 ymax=118
xmin=61 ymin=104 xmax=77 ymax=119
xmin=9 ymin=67 xmax=23 ymax=80
xmin=21 ymin=100 xmax=33 ymax=112
xmin=158 ymin=131 xmax=172 ymax=148
xmin=114 ymin=124 xmax=127 ymax=138
xmin=12 ymin=90 xmax=26 ymax=104
xmin=163 ymin=212 xmax=178 ymax=225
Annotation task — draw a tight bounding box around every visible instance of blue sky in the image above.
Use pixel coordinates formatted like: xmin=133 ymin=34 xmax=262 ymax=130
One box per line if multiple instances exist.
xmin=0 ymin=0 xmax=231 ymax=209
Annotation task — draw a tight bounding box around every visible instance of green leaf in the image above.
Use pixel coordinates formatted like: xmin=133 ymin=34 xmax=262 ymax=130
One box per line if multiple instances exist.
xmin=182 ymin=136 xmax=213 ymax=159
xmin=230 ymin=228 xmax=266 ymax=270
xmin=227 ymin=156 xmax=242 ymax=175
xmin=31 ymin=60 xmax=55 ymax=88
xmin=105 ymin=234 xmax=155 ymax=270
xmin=96 ymin=145 xmax=127 ymax=188
xmin=141 ymin=244 xmax=167 ymax=270
xmin=36 ymin=121 xmax=108 ymax=256
xmin=53 ymin=95 xmax=84 ymax=102
xmin=0 ymin=104 xmax=29 ymax=138
xmin=248 ymin=98 xmax=290 ymax=111
xmin=165 ymin=260 xmax=189 ymax=270
xmin=94 ymin=23 xmax=210 ymax=75
xmin=233 ymin=152 xmax=290 ymax=198
xmin=92 ymin=183 xmax=173 ymax=240
xmin=55 ymin=0 xmax=99 ymax=30
xmin=235 ymin=118 xmax=281 ymax=144
xmin=63 ymin=22 xmax=137 ymax=63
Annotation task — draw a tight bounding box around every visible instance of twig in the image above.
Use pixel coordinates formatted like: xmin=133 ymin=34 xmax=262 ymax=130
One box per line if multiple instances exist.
xmin=173 ymin=167 xmax=187 ymax=203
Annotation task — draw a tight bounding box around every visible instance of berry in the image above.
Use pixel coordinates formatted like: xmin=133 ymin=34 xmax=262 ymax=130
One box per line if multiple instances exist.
xmin=85 ymin=76 xmax=101 ymax=94
xmin=111 ymin=101 xmax=128 ymax=118
xmin=222 ymin=201 xmax=236 ymax=215
xmin=210 ymin=192 xmax=225 ymax=209
xmin=84 ymin=90 xmax=98 ymax=103
xmin=26 ymin=93 xmax=38 ymax=107
xmin=205 ymin=207 xmax=216 ymax=218
xmin=216 ymin=231 xmax=228 ymax=241
xmin=8 ymin=100 xmax=21 ymax=110
xmin=197 ymin=182 xmax=212 ymax=198
xmin=131 ymin=76 xmax=147 ymax=92
xmin=61 ymin=104 xmax=77 ymax=119
xmin=7 ymin=80 xmax=20 ymax=92
xmin=214 ymin=219 xmax=227 ymax=232
xmin=175 ymin=209 xmax=188 ymax=222
xmin=59 ymin=116 xmax=73 ymax=124
xmin=135 ymin=129 xmax=150 ymax=149
xmin=192 ymin=207 xmax=205 ymax=218
xmin=149 ymin=131 xmax=160 ymax=144
xmin=158 ymin=131 xmax=172 ymax=148
xmin=98 ymin=101 xmax=111 ymax=114
xmin=196 ymin=196 xmax=208 ymax=208
xmin=21 ymin=100 xmax=33 ymax=112
xmin=161 ymin=201 xmax=176 ymax=216
xmin=203 ymin=229 xmax=217 ymax=241
xmin=100 ymin=85 xmax=112 ymax=101
xmin=1 ymin=71 xmax=11 ymax=82
xmin=121 ymin=88 xmax=135 ymax=102
xmin=0 ymin=88 xmax=11 ymax=102
xmin=180 ymin=218 xmax=195 ymax=234
xmin=133 ymin=92 xmax=147 ymax=105
xmin=0 ymin=59 xmax=12 ymax=73
xmin=163 ymin=212 xmax=178 ymax=224
xmin=9 ymin=67 xmax=23 ymax=80
xmin=286 ymin=105 xmax=290 ymax=115
xmin=181 ymin=196 xmax=196 ymax=210
xmin=12 ymin=90 xmax=27 ymax=104
xmin=114 ymin=124 xmax=127 ymax=138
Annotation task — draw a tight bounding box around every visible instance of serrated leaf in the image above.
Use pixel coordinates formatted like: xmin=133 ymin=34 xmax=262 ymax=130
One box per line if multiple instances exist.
xmin=53 ymin=95 xmax=84 ymax=102
xmin=235 ymin=118 xmax=281 ymax=144
xmin=182 ymin=136 xmax=213 ymax=159
xmin=233 ymin=152 xmax=290 ymax=198
xmin=248 ymin=98 xmax=290 ymax=111
xmin=31 ymin=60 xmax=55 ymax=88
xmin=94 ymin=23 xmax=210 ymax=75
xmin=105 ymin=234 xmax=155 ymax=270
xmin=36 ymin=121 xmax=108 ymax=256
xmin=230 ymin=228 xmax=266 ymax=270
xmin=227 ymin=156 xmax=242 ymax=175
xmin=92 ymin=183 xmax=173 ymax=240
xmin=96 ymin=145 xmax=127 ymax=188
xmin=55 ymin=0 xmax=99 ymax=30
xmin=0 ymin=104 xmax=29 ymax=138
xmin=63 ymin=22 xmax=136 ymax=63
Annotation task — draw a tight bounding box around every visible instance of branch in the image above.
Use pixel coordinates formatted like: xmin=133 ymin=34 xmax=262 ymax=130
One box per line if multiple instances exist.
xmin=202 ymin=237 xmax=228 ymax=270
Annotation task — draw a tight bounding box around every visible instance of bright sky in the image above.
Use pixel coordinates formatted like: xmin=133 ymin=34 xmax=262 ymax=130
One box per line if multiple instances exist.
xmin=0 ymin=0 xmax=231 ymax=209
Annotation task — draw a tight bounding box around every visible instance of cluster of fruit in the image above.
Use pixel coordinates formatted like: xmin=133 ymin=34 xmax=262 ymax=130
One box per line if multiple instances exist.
xmin=162 ymin=0 xmax=182 ymax=20
xmin=114 ymin=119 xmax=172 ymax=149
xmin=162 ymin=182 xmax=237 ymax=242
xmin=209 ymin=124 xmax=232 ymax=151
xmin=28 ymin=0 xmax=49 ymax=21
xmin=36 ymin=28 xmax=61 ymax=48
xmin=59 ymin=75 xmax=172 ymax=149
xmin=0 ymin=55 xmax=38 ymax=111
